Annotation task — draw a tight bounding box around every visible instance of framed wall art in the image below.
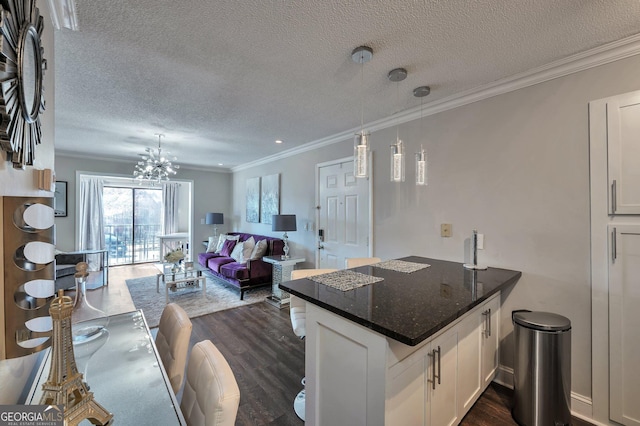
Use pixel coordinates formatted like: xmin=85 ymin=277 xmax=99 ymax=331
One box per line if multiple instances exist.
xmin=246 ymin=176 xmax=260 ymax=223
xmin=54 ymin=181 xmax=67 ymax=217
xmin=260 ymin=173 xmax=280 ymax=224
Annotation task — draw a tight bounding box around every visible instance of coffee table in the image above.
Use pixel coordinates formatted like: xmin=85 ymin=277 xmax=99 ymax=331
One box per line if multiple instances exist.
xmin=154 ymin=263 xmax=207 ymax=304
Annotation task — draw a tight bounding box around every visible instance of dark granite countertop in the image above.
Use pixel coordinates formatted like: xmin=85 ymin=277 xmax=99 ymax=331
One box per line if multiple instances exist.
xmin=279 ymin=256 xmax=521 ymax=346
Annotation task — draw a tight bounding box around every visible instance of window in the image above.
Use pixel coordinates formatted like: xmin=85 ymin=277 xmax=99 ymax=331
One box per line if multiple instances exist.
xmin=103 ymin=186 xmax=162 ymax=265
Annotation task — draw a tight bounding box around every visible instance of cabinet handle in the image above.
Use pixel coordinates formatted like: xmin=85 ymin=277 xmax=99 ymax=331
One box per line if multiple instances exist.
xmin=481 ymin=310 xmax=489 ymax=338
xmin=612 ymin=227 xmax=617 ymax=263
xmin=427 ymin=349 xmax=436 ymax=389
xmin=482 ymin=310 xmax=487 ymax=337
xmin=435 ymin=346 xmax=441 ymax=385
xmin=427 ymin=346 xmax=442 ymax=389
xmin=612 ymin=180 xmax=617 ymax=213
xmin=486 ymin=308 xmax=491 ymax=337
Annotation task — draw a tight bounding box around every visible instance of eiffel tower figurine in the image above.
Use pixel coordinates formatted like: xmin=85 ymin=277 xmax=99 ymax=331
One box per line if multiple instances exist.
xmin=40 ymin=290 xmax=113 ymax=425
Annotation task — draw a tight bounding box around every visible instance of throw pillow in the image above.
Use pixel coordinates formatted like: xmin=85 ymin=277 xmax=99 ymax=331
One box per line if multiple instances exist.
xmin=250 ymin=238 xmax=268 ymax=260
xmin=220 ymin=239 xmax=236 ymax=257
xmin=215 ymin=234 xmax=240 ymax=253
xmin=206 ymin=236 xmax=218 ymax=253
xmin=230 ymin=241 xmax=245 ymax=263
xmin=241 ymin=236 xmax=255 ymax=262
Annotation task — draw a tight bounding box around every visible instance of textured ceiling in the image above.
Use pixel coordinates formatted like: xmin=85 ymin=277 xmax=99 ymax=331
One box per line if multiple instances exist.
xmin=53 ymin=0 xmax=640 ymax=171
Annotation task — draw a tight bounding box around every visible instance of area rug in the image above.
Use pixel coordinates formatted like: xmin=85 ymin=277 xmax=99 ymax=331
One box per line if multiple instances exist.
xmin=125 ymin=273 xmax=271 ymax=328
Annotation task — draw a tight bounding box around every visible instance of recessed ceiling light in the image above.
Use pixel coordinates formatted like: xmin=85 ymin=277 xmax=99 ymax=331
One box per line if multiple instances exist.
xmin=275 ymin=139 xmax=283 ymax=144
xmin=218 ymin=163 xmax=223 ymax=166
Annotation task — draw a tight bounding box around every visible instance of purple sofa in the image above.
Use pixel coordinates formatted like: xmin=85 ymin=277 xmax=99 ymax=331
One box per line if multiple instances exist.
xmin=197 ymin=232 xmax=284 ymax=300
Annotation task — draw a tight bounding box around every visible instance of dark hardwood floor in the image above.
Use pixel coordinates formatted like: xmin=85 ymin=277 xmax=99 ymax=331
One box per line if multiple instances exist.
xmin=188 ymin=302 xmax=305 ymax=425
xmin=187 ymin=301 xmax=592 ymax=426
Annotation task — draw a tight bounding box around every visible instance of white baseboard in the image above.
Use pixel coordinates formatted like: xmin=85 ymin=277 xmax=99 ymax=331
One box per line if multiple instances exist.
xmin=494 ymin=364 xmax=598 ymax=424
xmin=571 ymin=392 xmax=593 ymax=420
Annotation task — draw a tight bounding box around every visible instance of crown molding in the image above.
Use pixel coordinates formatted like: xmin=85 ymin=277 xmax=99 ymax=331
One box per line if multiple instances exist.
xmin=56 ymin=150 xmax=231 ymax=174
xmin=232 ymin=33 xmax=640 ymax=173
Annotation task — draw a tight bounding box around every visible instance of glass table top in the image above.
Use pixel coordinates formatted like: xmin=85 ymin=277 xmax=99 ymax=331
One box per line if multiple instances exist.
xmin=27 ymin=310 xmax=185 ymax=425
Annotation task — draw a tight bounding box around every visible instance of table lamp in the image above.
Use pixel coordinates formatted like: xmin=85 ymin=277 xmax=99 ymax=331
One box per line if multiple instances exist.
xmin=272 ymin=214 xmax=296 ymax=259
xmin=205 ymin=212 xmax=224 ymax=238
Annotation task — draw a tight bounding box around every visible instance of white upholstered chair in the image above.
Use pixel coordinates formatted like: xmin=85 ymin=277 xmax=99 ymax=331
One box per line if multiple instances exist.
xmin=155 ymin=303 xmax=193 ymax=394
xmin=180 ymin=340 xmax=240 ymax=426
xmin=345 ymin=256 xmax=381 ymax=269
xmin=288 ymin=268 xmax=337 ymax=420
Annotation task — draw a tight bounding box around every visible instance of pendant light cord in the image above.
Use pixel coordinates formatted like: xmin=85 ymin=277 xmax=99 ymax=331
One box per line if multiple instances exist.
xmin=396 ymin=80 xmax=400 ymax=143
xmin=157 ymin=133 xmax=164 ymax=151
xmin=420 ymin=95 xmax=424 ymax=152
xmin=360 ymin=55 xmax=364 ymax=133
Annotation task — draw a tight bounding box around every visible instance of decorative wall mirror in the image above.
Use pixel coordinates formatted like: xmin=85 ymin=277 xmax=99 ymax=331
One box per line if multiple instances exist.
xmin=0 ymin=0 xmax=46 ymax=169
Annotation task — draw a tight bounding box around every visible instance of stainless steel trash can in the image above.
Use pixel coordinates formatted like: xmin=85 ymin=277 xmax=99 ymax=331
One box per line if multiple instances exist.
xmin=512 ymin=310 xmax=571 ymax=426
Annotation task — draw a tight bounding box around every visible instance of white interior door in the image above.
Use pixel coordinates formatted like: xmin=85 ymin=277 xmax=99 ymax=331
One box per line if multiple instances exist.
xmin=317 ymin=159 xmax=370 ymax=269
xmin=609 ymin=224 xmax=640 ymax=426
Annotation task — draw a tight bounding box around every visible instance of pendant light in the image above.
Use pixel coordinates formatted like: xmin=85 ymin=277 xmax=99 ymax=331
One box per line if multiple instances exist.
xmin=388 ymin=68 xmax=407 ymax=182
xmin=413 ymin=86 xmax=430 ymax=186
xmin=352 ymin=46 xmax=373 ymax=179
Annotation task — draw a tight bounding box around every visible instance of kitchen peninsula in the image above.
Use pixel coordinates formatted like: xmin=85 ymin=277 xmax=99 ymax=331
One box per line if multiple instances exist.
xmin=279 ymin=256 xmax=521 ymax=426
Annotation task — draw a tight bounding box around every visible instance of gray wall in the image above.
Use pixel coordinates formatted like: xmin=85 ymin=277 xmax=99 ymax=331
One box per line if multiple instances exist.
xmin=231 ymin=143 xmax=352 ymax=269
xmin=54 ymin=155 xmax=232 ymax=252
xmin=230 ymin=53 xmax=640 ymax=399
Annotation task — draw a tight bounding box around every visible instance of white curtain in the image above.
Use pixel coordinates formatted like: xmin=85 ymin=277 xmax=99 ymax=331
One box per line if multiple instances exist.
xmin=78 ymin=176 xmax=105 ymax=271
xmin=162 ymin=182 xmax=179 ymax=235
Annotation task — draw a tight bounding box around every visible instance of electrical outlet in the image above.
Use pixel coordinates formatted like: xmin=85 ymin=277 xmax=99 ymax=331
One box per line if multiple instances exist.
xmin=441 ymin=223 xmax=452 ymax=237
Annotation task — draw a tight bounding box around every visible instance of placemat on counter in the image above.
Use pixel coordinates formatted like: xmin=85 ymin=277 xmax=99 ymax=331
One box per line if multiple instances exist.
xmin=308 ymin=269 xmax=384 ymax=291
xmin=374 ymin=259 xmax=430 ymax=273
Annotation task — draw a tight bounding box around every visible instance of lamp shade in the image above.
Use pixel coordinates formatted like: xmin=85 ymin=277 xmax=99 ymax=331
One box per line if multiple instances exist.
xmin=205 ymin=212 xmax=224 ymax=225
xmin=272 ymin=214 xmax=297 ymax=232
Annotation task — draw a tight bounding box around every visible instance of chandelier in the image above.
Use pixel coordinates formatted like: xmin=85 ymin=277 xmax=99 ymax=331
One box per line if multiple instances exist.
xmin=133 ymin=134 xmax=179 ymax=183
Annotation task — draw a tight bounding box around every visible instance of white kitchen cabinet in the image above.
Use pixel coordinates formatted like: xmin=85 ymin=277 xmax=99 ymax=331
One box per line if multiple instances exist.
xmin=481 ymin=295 xmax=500 ymax=387
xmin=608 ymin=224 xmax=640 ymax=426
xmin=606 ymin=91 xmax=640 ymax=214
xmin=305 ymin=289 xmax=505 ymax=426
xmin=457 ymin=305 xmax=483 ymax=414
xmin=386 ymin=325 xmax=460 ymax=426
xmin=429 ymin=326 xmax=460 ymax=426
xmin=457 ymin=293 xmax=500 ymax=416
xmin=387 ymin=295 xmax=501 ymax=426
xmin=386 ymin=326 xmax=460 ymax=426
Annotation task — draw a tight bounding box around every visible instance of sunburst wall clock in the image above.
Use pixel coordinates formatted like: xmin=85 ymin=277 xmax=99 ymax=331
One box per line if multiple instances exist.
xmin=0 ymin=0 xmax=46 ymax=169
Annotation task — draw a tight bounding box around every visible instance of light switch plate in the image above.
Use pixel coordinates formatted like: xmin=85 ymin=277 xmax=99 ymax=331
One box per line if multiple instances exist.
xmin=477 ymin=233 xmax=484 ymax=249
xmin=441 ymin=223 xmax=452 ymax=237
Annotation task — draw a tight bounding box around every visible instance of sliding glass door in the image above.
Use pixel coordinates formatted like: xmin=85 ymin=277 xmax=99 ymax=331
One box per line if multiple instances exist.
xmin=103 ymin=186 xmax=162 ymax=265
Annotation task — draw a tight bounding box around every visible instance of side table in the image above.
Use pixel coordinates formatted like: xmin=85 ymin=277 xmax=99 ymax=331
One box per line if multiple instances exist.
xmin=263 ymin=255 xmax=305 ymax=308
